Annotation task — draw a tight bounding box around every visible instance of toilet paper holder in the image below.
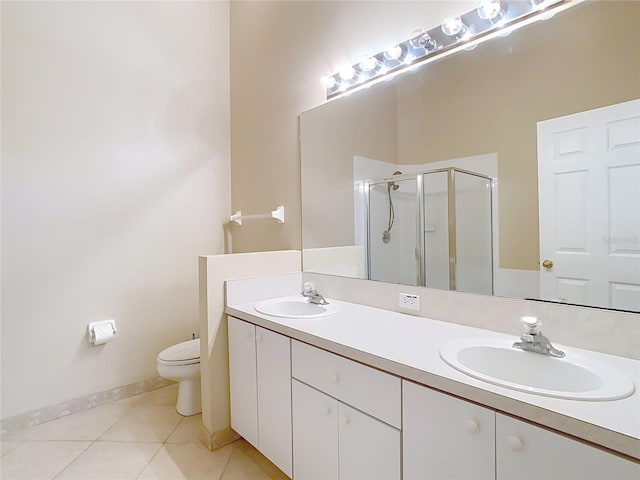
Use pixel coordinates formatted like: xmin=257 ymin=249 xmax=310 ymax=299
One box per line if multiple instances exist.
xmin=88 ymin=320 xmax=117 ymax=345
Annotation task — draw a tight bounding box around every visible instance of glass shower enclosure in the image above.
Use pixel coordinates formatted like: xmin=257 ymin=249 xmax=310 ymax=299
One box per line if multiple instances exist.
xmin=365 ymin=168 xmax=493 ymax=295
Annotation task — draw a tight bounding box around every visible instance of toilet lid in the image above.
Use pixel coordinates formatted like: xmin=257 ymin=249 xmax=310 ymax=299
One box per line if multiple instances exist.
xmin=158 ymin=339 xmax=200 ymax=363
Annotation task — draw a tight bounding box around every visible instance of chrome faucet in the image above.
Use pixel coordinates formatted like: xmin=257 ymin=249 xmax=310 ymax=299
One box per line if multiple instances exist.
xmin=513 ymin=316 xmax=565 ymax=358
xmin=301 ymin=282 xmax=329 ymax=305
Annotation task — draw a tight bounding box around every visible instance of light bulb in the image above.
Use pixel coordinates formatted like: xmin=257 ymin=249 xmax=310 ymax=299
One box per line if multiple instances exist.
xmin=402 ymin=54 xmax=415 ymax=65
xmin=409 ymin=30 xmax=438 ymax=52
xmin=383 ymin=45 xmax=403 ymax=61
xmin=358 ymin=56 xmax=378 ymax=72
xmin=321 ymin=75 xmax=337 ymax=89
xmin=477 ymin=0 xmax=503 ymax=20
xmin=339 ymin=66 xmax=356 ymax=81
xmin=441 ymin=16 xmax=468 ymax=37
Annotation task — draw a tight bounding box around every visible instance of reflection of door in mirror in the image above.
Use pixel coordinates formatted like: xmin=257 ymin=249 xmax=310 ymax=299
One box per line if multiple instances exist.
xmin=538 ymin=99 xmax=640 ymax=311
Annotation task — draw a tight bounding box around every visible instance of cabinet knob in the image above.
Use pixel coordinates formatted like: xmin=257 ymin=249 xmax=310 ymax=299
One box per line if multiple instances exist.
xmin=255 ymin=333 xmax=261 ymax=342
xmin=506 ymin=435 xmax=524 ymax=451
xmin=465 ymin=419 xmax=479 ymax=434
xmin=323 ymin=406 xmax=332 ymax=416
xmin=330 ymin=373 xmax=340 ymax=384
xmin=341 ymin=416 xmax=350 ymax=426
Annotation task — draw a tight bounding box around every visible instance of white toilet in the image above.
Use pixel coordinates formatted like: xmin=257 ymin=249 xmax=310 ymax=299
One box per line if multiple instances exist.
xmin=157 ymin=338 xmax=201 ymax=416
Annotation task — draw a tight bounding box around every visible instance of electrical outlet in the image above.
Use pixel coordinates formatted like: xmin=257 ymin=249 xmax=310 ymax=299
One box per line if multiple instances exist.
xmin=399 ymin=292 xmax=420 ymax=311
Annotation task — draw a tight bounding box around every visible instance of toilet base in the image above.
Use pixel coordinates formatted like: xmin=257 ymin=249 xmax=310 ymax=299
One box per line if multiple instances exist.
xmin=176 ymin=377 xmax=202 ymax=416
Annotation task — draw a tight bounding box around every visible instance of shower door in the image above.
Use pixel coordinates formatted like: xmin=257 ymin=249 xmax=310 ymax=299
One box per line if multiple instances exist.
xmin=367 ymin=175 xmax=423 ymax=285
xmin=453 ymin=170 xmax=493 ymax=295
xmin=423 ymin=169 xmax=493 ymax=294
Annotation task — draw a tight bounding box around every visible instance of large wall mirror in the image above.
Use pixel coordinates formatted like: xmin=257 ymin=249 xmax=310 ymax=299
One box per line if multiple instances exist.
xmin=300 ymin=1 xmax=640 ymax=312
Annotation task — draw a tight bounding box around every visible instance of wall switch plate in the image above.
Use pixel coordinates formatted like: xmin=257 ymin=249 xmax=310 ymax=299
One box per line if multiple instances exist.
xmin=399 ymin=293 xmax=420 ymax=311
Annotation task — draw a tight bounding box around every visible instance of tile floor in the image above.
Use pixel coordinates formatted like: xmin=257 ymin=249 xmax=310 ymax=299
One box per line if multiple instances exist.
xmin=0 ymin=385 xmax=289 ymax=480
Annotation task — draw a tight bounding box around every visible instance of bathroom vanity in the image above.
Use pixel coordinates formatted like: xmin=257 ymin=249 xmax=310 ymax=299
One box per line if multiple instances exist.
xmin=226 ymin=294 xmax=640 ymax=479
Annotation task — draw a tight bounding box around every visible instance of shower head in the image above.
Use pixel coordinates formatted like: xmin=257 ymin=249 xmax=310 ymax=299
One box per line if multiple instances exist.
xmin=387 ymin=171 xmax=402 ymax=191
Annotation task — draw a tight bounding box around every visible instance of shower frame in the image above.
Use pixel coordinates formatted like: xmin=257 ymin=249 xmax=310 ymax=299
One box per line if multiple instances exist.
xmin=364 ymin=167 xmax=494 ymax=292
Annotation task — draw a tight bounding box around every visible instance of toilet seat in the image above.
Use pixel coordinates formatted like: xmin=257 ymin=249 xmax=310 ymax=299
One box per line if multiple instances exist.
xmin=158 ymin=339 xmax=200 ymax=366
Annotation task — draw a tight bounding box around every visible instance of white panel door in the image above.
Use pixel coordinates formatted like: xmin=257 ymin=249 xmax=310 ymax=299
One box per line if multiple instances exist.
xmin=291 ymin=379 xmax=338 ymax=480
xmin=538 ymin=99 xmax=640 ymax=310
xmin=227 ymin=317 xmax=258 ymax=447
xmin=256 ymin=327 xmax=292 ymax=478
xmin=338 ymin=402 xmax=401 ymax=480
xmin=496 ymin=413 xmax=640 ymax=479
xmin=402 ymin=380 xmax=495 ymax=480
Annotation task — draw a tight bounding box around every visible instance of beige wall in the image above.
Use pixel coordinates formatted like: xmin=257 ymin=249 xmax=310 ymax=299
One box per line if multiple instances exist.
xmin=229 ymin=0 xmax=474 ymax=253
xmin=1 ymin=1 xmax=230 ymax=420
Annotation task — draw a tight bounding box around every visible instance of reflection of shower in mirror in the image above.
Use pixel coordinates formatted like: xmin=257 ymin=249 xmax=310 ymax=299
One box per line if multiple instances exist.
xmin=366 ymin=167 xmax=493 ymax=294
xmin=382 ymin=171 xmax=402 ymax=244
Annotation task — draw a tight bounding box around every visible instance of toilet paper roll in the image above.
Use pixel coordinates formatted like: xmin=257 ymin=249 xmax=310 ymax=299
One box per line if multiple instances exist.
xmin=93 ymin=324 xmax=115 ymax=345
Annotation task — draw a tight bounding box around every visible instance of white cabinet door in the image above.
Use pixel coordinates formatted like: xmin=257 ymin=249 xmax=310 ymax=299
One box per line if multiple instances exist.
xmin=339 ymin=402 xmax=401 ymax=480
xmin=403 ymin=380 xmax=495 ymax=480
xmin=256 ymin=326 xmax=292 ymax=477
xmin=292 ymin=379 xmax=338 ymax=480
xmin=228 ymin=316 xmax=258 ymax=447
xmin=497 ymin=413 xmax=640 ymax=479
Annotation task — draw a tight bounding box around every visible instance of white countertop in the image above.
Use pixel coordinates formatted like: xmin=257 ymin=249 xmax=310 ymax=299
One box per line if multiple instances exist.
xmin=226 ymin=296 xmax=640 ymax=460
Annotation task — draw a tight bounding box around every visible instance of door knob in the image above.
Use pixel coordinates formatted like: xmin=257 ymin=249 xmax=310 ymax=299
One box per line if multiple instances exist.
xmin=541 ymin=259 xmax=554 ymax=269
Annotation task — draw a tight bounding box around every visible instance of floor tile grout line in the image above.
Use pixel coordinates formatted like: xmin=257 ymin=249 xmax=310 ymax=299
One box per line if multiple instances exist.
xmin=219 ymin=440 xmax=242 ymax=480
xmin=50 ymin=390 xmax=170 ymax=479
xmin=51 ymin=438 xmax=96 ymax=480
xmin=134 ymin=403 xmax=184 ymax=480
xmin=164 ymin=413 xmax=187 ymax=444
xmin=93 ymin=401 xmax=139 ymax=444
xmin=133 ymin=441 xmax=165 ymax=480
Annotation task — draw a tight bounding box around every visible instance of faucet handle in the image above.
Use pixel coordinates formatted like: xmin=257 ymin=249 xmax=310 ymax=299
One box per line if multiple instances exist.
xmin=302 ymin=282 xmax=316 ymax=294
xmin=520 ymin=316 xmax=541 ymax=335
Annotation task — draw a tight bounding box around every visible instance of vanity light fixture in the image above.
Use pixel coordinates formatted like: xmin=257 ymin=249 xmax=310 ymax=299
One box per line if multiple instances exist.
xmin=531 ymin=0 xmax=556 ymax=9
xmin=323 ymin=0 xmax=574 ymax=99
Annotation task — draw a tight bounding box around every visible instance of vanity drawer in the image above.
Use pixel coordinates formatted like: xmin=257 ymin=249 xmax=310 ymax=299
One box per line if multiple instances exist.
xmin=291 ymin=340 xmax=401 ymax=428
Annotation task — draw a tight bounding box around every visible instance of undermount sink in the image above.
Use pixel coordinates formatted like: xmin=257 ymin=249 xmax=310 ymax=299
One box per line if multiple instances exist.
xmin=254 ymin=295 xmax=339 ymax=319
xmin=440 ymin=338 xmax=635 ymax=401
